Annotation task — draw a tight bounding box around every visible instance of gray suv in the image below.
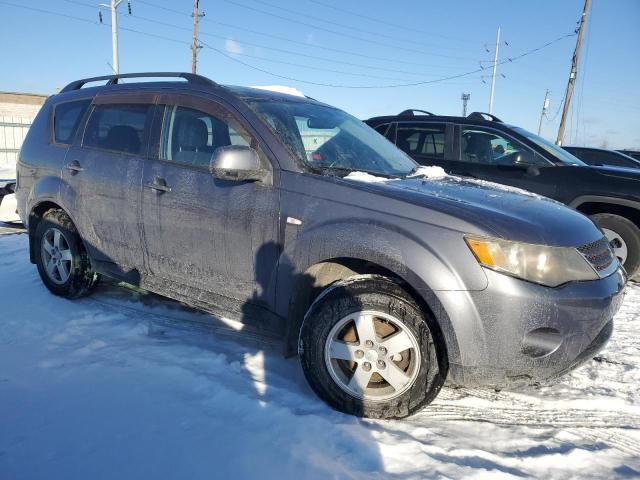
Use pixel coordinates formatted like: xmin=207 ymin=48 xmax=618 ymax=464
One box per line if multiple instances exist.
xmin=16 ymin=73 xmax=626 ymax=419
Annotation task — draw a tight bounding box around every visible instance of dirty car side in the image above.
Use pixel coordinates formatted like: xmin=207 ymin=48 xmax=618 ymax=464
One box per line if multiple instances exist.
xmin=16 ymin=75 xmax=625 ymax=400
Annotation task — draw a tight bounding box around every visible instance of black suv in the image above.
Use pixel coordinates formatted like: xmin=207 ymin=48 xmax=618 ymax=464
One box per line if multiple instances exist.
xmin=365 ymin=110 xmax=640 ymax=278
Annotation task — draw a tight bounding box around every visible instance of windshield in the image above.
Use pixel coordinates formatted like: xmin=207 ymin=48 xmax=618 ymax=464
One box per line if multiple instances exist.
xmin=511 ymin=127 xmax=586 ymax=166
xmin=247 ymin=100 xmax=417 ymax=177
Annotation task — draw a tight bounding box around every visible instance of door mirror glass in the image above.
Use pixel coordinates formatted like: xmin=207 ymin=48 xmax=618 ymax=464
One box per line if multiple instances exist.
xmin=209 ymin=145 xmax=267 ymax=182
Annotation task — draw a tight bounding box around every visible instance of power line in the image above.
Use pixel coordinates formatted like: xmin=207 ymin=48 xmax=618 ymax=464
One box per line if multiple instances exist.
xmin=5 ymin=1 xmax=575 ymax=90
xmin=306 ymin=0 xmax=478 ymax=44
xmin=120 ymin=0 xmax=479 ymax=70
xmin=199 ymin=32 xmax=576 ymax=89
xmin=130 ymin=13 xmax=462 ymax=78
xmin=219 ymin=0 xmax=480 ymax=60
xmin=243 ymin=0 xmax=480 ymax=53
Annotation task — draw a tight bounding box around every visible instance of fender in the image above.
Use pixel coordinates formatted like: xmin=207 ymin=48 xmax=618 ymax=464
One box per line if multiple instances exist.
xmin=276 ymin=219 xmax=490 ymax=365
xmin=569 ymin=195 xmax=640 ymax=211
xmin=26 ymin=175 xmax=85 ymax=262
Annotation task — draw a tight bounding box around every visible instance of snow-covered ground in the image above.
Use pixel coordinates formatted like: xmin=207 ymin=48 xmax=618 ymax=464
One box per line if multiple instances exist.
xmin=1 ymin=233 xmax=639 ymax=479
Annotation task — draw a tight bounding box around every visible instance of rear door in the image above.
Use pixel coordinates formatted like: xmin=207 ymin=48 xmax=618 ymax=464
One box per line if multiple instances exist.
xmin=62 ymin=93 xmax=155 ymax=281
xmin=140 ymin=93 xmax=280 ymax=316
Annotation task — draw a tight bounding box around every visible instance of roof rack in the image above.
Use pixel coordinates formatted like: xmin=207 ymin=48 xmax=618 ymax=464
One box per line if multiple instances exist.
xmin=59 ymin=72 xmax=217 ymax=93
xmin=398 ymin=109 xmax=435 ymax=117
xmin=467 ymin=111 xmax=503 ymax=123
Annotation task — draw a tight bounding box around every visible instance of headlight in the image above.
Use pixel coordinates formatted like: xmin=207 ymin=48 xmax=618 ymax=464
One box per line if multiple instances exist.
xmin=465 ymin=235 xmax=598 ymax=287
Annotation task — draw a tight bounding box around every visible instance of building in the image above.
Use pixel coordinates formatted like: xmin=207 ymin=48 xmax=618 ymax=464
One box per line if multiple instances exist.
xmin=0 ymin=92 xmax=48 ymax=169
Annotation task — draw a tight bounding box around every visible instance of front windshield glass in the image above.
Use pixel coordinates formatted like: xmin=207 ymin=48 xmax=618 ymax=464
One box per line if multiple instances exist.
xmin=247 ymin=100 xmax=417 ymax=177
xmin=511 ymin=126 xmax=586 ymax=166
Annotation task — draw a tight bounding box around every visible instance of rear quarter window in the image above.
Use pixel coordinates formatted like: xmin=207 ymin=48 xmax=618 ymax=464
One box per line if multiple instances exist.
xmin=53 ymin=99 xmax=91 ymax=144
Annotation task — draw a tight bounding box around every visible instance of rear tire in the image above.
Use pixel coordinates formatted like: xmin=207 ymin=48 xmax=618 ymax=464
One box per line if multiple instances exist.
xmin=590 ymin=213 xmax=640 ymax=278
xmin=299 ymin=275 xmax=446 ymax=419
xmin=34 ymin=209 xmax=98 ymax=298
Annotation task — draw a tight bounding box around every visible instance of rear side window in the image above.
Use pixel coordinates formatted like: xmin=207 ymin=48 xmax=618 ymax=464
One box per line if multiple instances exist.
xmin=396 ymin=123 xmax=446 ymax=157
xmin=83 ymin=104 xmax=152 ymax=155
xmin=53 ymin=99 xmax=91 ymax=144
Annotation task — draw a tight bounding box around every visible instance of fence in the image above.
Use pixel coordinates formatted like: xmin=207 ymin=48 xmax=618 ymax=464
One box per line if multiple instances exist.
xmin=0 ymin=116 xmax=33 ymax=169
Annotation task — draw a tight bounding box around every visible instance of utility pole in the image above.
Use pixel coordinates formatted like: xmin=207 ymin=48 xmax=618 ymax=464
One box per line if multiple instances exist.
xmin=488 ymin=26 xmax=501 ymax=114
xmin=461 ymin=93 xmax=470 ymax=116
xmin=538 ymin=89 xmax=550 ymax=135
xmin=556 ymin=0 xmax=591 ymax=145
xmin=191 ymin=0 xmax=205 ymax=74
xmin=99 ymin=0 xmax=125 ymax=75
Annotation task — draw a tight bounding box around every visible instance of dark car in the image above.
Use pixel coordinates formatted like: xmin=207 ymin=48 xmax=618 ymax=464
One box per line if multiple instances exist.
xmin=365 ymin=110 xmax=640 ymax=278
xmin=15 ymin=74 xmax=625 ymax=418
xmin=618 ymin=149 xmax=640 ymax=162
xmin=563 ymin=146 xmax=640 ymax=169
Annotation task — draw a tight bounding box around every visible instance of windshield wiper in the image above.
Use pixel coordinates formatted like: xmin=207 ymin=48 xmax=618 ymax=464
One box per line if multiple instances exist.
xmin=308 ymin=165 xmax=400 ymax=179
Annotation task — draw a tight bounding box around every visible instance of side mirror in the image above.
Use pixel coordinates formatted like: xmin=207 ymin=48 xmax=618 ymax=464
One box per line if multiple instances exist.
xmin=209 ymin=145 xmax=268 ymax=182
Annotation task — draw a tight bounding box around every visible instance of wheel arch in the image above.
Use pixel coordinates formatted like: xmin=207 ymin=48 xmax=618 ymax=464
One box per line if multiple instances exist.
xmin=571 ymin=196 xmax=640 ymax=228
xmin=281 ymin=254 xmax=457 ymax=372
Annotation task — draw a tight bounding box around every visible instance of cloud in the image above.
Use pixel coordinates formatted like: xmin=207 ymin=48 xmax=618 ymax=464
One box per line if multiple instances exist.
xmin=224 ymin=39 xmax=244 ymax=55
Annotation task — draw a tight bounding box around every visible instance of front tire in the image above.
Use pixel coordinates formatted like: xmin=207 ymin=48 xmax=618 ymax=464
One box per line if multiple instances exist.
xmin=590 ymin=213 xmax=640 ymax=278
xmin=299 ymin=275 xmax=446 ymax=419
xmin=34 ymin=209 xmax=98 ymax=298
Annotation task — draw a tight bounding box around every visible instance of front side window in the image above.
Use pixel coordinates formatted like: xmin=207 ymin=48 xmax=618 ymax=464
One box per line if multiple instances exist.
xmin=83 ymin=103 xmax=151 ymax=155
xmin=396 ymin=123 xmax=445 ymax=158
xmin=159 ymin=105 xmax=252 ymax=168
xmin=248 ymin=100 xmax=417 ymax=177
xmin=53 ymin=99 xmax=91 ymax=144
xmin=461 ymin=128 xmax=548 ymax=166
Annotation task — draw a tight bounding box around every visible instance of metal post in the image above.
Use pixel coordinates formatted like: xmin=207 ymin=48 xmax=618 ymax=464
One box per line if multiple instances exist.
xmin=556 ymin=0 xmax=591 ymax=145
xmin=99 ymin=0 xmax=123 ymax=75
xmin=538 ymin=89 xmax=550 ymax=135
xmin=488 ymin=26 xmax=501 ymax=114
xmin=461 ymin=93 xmax=470 ymax=117
xmin=191 ymin=0 xmax=205 ymax=74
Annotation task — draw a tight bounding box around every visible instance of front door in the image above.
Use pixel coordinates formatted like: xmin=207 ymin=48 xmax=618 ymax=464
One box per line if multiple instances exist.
xmin=140 ymin=94 xmax=280 ymax=323
xmin=445 ymin=125 xmax=558 ymax=198
xmin=62 ymin=94 xmax=155 ymax=282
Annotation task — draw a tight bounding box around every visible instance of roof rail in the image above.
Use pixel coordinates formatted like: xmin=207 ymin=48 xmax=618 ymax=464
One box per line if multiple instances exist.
xmin=59 ymin=72 xmax=217 ymax=93
xmin=467 ymin=111 xmax=503 ymax=123
xmin=398 ymin=109 xmax=435 ymax=117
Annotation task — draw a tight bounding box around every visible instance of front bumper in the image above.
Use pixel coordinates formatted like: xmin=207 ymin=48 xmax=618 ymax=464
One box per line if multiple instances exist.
xmin=440 ymin=267 xmax=626 ymax=387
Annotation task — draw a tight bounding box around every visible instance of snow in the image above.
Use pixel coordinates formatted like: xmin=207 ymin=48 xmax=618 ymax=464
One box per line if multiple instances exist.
xmin=344 ymin=171 xmax=396 ymax=183
xmin=407 ymin=165 xmax=448 ymax=179
xmin=249 ymin=85 xmax=306 ymax=98
xmin=1 ymin=233 xmax=639 ymax=479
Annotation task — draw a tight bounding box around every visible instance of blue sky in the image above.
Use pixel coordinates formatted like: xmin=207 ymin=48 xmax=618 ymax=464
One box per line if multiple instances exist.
xmin=1 ymin=0 xmax=639 ymax=148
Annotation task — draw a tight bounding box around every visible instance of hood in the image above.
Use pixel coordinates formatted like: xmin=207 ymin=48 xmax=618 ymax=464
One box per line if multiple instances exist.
xmin=588 ymin=164 xmax=640 ymax=178
xmin=342 ymin=170 xmax=603 ymax=248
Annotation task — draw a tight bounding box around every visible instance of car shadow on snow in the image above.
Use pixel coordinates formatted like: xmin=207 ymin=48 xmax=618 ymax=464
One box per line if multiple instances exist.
xmin=77 ymin=240 xmax=387 ymax=477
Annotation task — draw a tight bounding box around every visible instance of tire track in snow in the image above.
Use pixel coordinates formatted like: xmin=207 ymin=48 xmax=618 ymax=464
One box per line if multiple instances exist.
xmin=430 ymin=387 xmax=640 ymax=457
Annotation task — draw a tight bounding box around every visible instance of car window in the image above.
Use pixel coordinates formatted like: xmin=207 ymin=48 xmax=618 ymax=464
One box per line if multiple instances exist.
xmin=83 ymin=104 xmax=151 ymax=155
xmin=580 ymin=150 xmax=639 ymax=168
xmin=373 ymin=123 xmax=390 ymax=136
xmin=53 ymin=99 xmax=91 ymax=144
xmin=460 ymin=127 xmax=547 ymax=166
xmin=396 ymin=123 xmax=445 ymax=158
xmin=248 ymin=100 xmax=417 ymax=177
xmin=159 ymin=105 xmax=252 ymax=169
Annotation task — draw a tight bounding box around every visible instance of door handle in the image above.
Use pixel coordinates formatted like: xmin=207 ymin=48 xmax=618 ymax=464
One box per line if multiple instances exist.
xmin=145 ymin=176 xmax=172 ymax=193
xmin=65 ymin=161 xmax=84 ymax=174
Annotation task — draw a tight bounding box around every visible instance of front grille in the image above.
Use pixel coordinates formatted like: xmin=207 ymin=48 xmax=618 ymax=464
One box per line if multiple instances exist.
xmin=577 ymin=237 xmax=615 ymax=272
